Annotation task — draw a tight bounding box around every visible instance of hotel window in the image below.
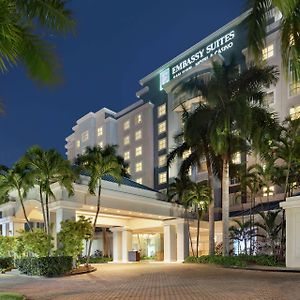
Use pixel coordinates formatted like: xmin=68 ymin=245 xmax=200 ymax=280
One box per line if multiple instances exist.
xmin=158 ymin=103 xmax=166 ymax=117
xmin=127 ymin=167 xmax=131 ymax=174
xmin=135 ymin=146 xmax=142 ymax=157
xmin=290 ymin=106 xmax=300 ymax=120
xmin=263 ymin=186 xmax=274 ymax=197
xmin=136 ymin=178 xmax=143 ymax=184
xmin=264 ymin=91 xmax=275 ymax=105
xmin=188 ymin=167 xmax=192 ymax=176
xmin=159 ymin=172 xmax=167 ymax=184
xmin=98 ymin=141 xmax=103 ymax=148
xmin=197 ymin=161 xmax=207 ymax=173
xmin=135 ymin=114 xmax=142 ymax=125
xmin=97 ymin=127 xmax=103 ymax=137
xmin=135 ymin=130 xmax=142 ymax=140
xmin=123 ymin=120 xmax=130 ymax=130
xmin=232 ymin=152 xmax=241 ymax=164
xmin=135 ymin=162 xmax=143 ymax=172
xmin=262 ymin=44 xmax=274 ymax=60
xmin=158 ymin=121 xmax=166 ymax=134
xmin=289 ymin=81 xmax=300 ymax=97
xmin=81 ymin=131 xmax=89 ymax=142
xmin=76 ymin=140 xmax=80 ymax=148
xmin=158 ymin=138 xmax=167 ymax=151
xmin=182 ymin=149 xmax=191 ymax=159
xmin=124 ymin=151 xmax=130 ymax=160
xmin=158 ymin=155 xmax=167 ymax=167
xmin=124 ymin=136 xmax=130 ymax=145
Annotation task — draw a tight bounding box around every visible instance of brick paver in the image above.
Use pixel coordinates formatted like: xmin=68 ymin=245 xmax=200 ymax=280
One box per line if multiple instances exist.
xmin=0 ymin=263 xmax=300 ymax=299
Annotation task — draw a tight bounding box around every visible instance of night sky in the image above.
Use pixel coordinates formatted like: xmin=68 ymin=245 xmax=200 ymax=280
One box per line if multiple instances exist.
xmin=0 ymin=0 xmax=246 ymax=166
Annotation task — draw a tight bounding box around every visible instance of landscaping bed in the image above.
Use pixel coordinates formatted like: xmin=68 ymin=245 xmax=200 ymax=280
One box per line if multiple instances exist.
xmin=66 ymin=264 xmax=96 ymax=276
xmin=0 ymin=292 xmax=25 ymax=300
xmin=185 ymin=255 xmax=285 ymax=268
xmin=78 ymin=257 xmax=112 ymax=264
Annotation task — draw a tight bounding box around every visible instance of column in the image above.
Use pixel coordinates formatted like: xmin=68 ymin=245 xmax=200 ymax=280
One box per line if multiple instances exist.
xmin=55 ymin=207 xmax=76 ymax=233
xmin=112 ymin=229 xmax=122 ymax=263
xmin=164 ymin=224 xmax=177 ymax=262
xmin=176 ymin=221 xmax=189 ymax=262
xmin=122 ymin=230 xmax=132 ymax=263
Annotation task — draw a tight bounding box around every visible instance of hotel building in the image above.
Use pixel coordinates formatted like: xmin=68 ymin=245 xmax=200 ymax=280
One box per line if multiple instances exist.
xmin=2 ymin=9 xmax=300 ymax=263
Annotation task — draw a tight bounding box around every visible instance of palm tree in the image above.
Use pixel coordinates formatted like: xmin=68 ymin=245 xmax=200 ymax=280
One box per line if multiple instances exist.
xmin=255 ymin=210 xmax=282 ymax=256
xmin=168 ymin=176 xmax=195 ymax=256
xmin=168 ymin=104 xmax=220 ymax=256
xmin=183 ymin=181 xmax=211 ymax=257
xmin=76 ymin=145 xmax=128 ymax=265
xmin=247 ymin=0 xmax=300 ymax=79
xmin=0 ymin=0 xmax=75 ymax=85
xmin=0 ymin=164 xmax=34 ymax=231
xmin=21 ymin=146 xmax=76 ymax=235
xmin=189 ymin=60 xmax=279 ymax=256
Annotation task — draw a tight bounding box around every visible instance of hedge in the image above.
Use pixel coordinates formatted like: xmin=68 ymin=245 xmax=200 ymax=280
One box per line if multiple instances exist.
xmin=185 ymin=254 xmax=283 ymax=267
xmin=0 ymin=257 xmax=14 ymax=270
xmin=78 ymin=257 xmax=112 ymax=264
xmin=16 ymin=256 xmax=72 ymax=277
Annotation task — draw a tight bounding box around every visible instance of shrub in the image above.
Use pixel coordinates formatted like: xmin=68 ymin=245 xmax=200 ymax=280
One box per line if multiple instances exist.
xmin=185 ymin=254 xmax=283 ymax=267
xmin=78 ymin=256 xmax=112 ymax=264
xmin=0 ymin=257 xmax=14 ymax=270
xmin=0 ymin=292 xmax=25 ymax=300
xmin=57 ymin=216 xmax=93 ymax=259
xmin=16 ymin=256 xmax=72 ymax=277
xmin=0 ymin=236 xmax=15 ymax=257
xmin=16 ymin=229 xmax=53 ymax=257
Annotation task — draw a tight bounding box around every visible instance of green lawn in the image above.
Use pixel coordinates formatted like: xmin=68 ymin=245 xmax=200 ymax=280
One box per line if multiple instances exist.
xmin=0 ymin=292 xmax=25 ymax=300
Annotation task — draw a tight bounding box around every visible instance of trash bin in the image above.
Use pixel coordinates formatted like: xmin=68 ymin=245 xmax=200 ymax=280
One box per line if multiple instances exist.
xmin=128 ymin=250 xmax=140 ymax=262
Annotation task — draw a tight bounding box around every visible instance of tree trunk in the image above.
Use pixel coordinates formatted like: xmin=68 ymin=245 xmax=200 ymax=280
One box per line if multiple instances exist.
xmin=184 ymin=208 xmax=194 ymax=257
xmin=18 ymin=190 xmax=32 ymax=232
xmin=39 ymin=187 xmax=47 ymax=233
xmin=222 ymin=158 xmax=230 ymax=256
xmin=196 ymin=210 xmax=200 ymax=258
xmin=206 ymin=153 xmax=215 ymax=256
xmin=86 ymin=182 xmax=101 ymax=266
xmin=45 ymin=192 xmax=50 ymax=235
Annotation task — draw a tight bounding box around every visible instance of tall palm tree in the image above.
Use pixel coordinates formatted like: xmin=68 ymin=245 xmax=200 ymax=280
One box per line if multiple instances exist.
xmin=76 ymin=145 xmax=128 ymax=265
xmin=183 ymin=181 xmax=211 ymax=257
xmin=191 ymin=60 xmax=279 ymax=256
xmin=168 ymin=104 xmax=220 ymax=256
xmin=247 ymin=0 xmax=300 ymax=79
xmin=21 ymin=146 xmax=76 ymax=235
xmin=168 ymin=176 xmax=195 ymax=256
xmin=0 ymin=164 xmax=34 ymax=231
xmin=0 ymin=0 xmax=75 ymax=84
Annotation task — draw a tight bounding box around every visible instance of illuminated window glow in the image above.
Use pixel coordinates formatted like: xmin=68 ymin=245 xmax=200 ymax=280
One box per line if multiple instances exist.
xmin=262 ymin=44 xmax=274 ymax=60
xmin=158 ymin=121 xmax=166 ymax=134
xmin=158 ymin=103 xmax=166 ymax=117
xmin=159 ymin=172 xmax=167 ymax=184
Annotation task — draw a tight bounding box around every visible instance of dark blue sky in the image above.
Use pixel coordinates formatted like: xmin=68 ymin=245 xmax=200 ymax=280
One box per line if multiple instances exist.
xmin=0 ymin=0 xmax=246 ymax=166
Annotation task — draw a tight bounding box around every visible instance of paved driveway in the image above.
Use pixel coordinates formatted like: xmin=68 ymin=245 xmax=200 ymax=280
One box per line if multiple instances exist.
xmin=1 ymin=263 xmax=300 ymax=299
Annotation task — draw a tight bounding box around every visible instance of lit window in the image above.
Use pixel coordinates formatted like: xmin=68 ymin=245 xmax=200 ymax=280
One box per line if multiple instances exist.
xmin=135 ymin=162 xmax=143 ymax=172
xmin=81 ymin=131 xmax=89 ymax=142
xmin=135 ymin=114 xmax=142 ymax=125
xmin=262 ymin=44 xmax=274 ymax=60
xmin=124 ymin=120 xmax=130 ymax=130
xmin=136 ymin=178 xmax=143 ymax=184
xmin=76 ymin=140 xmax=80 ymax=148
xmin=97 ymin=127 xmax=103 ymax=137
xmin=158 ymin=103 xmax=166 ymax=117
xmin=289 ymin=82 xmax=300 ymax=97
xmin=197 ymin=161 xmax=207 ymax=173
xmin=188 ymin=167 xmax=192 ymax=176
xmin=232 ymin=152 xmax=241 ymax=164
xmin=135 ymin=146 xmax=142 ymax=157
xmin=158 ymin=121 xmax=166 ymax=134
xmin=127 ymin=167 xmax=131 ymax=174
xmin=182 ymin=149 xmax=191 ymax=159
xmin=124 ymin=151 xmax=130 ymax=160
xmin=159 ymin=172 xmax=167 ymax=184
xmin=290 ymin=106 xmax=300 ymax=120
xmin=98 ymin=141 xmax=103 ymax=148
xmin=135 ymin=130 xmax=142 ymax=140
xmin=264 ymin=91 xmax=275 ymax=105
xmin=124 ymin=136 xmax=130 ymax=145
xmin=158 ymin=155 xmax=167 ymax=167
xmin=158 ymin=138 xmax=167 ymax=151
xmin=263 ymin=186 xmax=274 ymax=197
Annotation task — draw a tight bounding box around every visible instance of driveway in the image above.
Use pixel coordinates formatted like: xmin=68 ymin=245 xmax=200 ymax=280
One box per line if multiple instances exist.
xmin=0 ymin=263 xmax=300 ymax=299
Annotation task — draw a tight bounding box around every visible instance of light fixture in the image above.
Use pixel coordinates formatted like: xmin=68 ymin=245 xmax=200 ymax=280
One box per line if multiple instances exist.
xmin=117 ymin=210 xmax=121 ymax=213
xmin=104 ymin=208 xmax=108 ymax=211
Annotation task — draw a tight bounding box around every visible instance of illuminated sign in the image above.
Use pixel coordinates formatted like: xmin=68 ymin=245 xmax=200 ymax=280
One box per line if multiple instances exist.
xmin=170 ymin=30 xmax=236 ymax=79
